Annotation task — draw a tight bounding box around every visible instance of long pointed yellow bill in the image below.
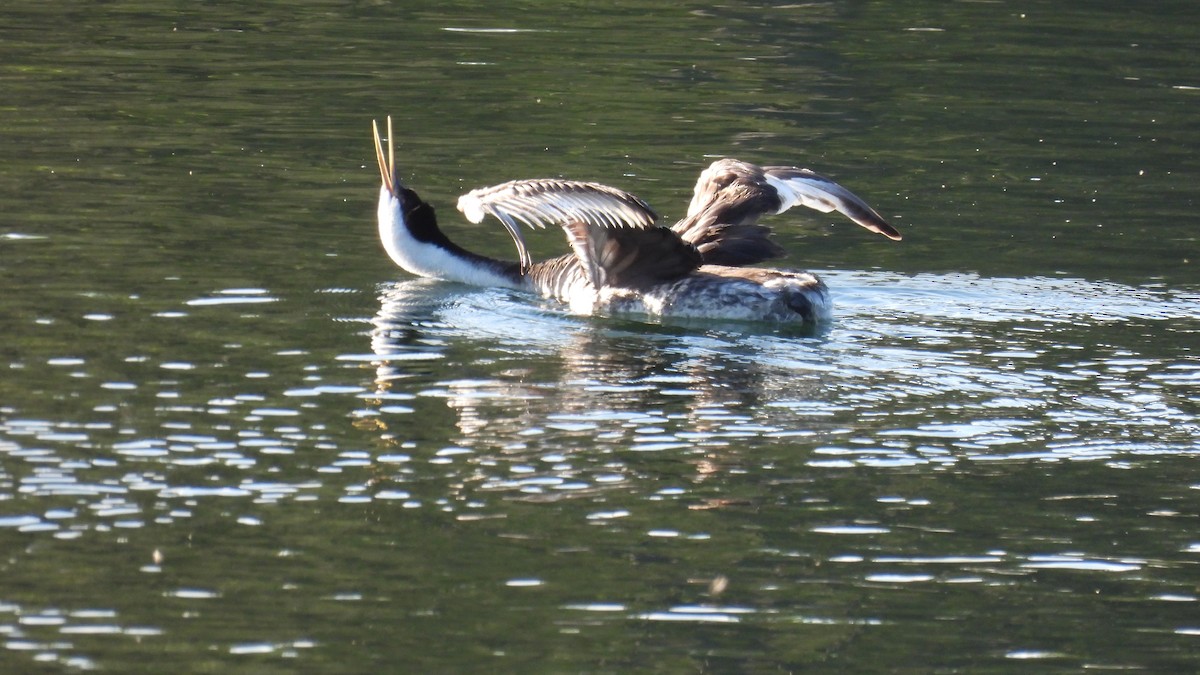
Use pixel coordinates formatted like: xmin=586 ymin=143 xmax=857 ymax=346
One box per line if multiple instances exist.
xmin=371 ymin=116 xmax=395 ymax=195
xmin=372 ymin=115 xmax=531 ymax=274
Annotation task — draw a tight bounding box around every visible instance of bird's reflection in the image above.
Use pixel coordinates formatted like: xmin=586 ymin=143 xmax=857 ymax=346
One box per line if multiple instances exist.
xmin=349 ymin=272 xmax=1200 ymax=509
xmin=360 ymin=279 xmax=833 ymax=502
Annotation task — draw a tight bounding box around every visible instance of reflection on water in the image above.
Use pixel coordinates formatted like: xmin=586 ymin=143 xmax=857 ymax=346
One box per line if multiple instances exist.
xmin=5 ymin=269 xmax=1192 ymax=529
xmin=1 ymin=268 xmax=1198 ymax=670
xmin=3 ymin=0 xmax=1200 ymax=669
xmin=364 ymin=274 xmax=1198 ymax=483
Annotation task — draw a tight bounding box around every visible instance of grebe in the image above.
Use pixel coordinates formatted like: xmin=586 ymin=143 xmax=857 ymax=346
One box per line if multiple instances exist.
xmin=372 ymin=116 xmax=901 ymax=323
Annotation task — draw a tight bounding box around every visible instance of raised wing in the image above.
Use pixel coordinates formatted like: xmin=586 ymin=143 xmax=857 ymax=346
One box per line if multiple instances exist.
xmin=675 ymin=159 xmax=900 ymax=267
xmin=761 ymin=166 xmax=901 ymax=241
xmin=457 ymin=179 xmax=658 ymax=272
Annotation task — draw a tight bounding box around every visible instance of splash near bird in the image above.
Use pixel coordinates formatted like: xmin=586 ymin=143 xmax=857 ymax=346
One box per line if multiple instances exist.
xmin=372 ymin=116 xmax=900 ymax=323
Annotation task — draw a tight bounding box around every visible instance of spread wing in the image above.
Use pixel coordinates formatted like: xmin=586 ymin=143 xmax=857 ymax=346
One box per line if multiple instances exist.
xmin=674 ymin=159 xmax=901 ymax=266
xmin=456 ymin=179 xmax=658 ymax=272
xmin=761 ymin=165 xmax=901 ymax=240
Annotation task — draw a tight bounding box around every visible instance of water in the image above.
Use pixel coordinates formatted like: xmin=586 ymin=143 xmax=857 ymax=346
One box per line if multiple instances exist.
xmin=2 ymin=1 xmax=1199 ymax=672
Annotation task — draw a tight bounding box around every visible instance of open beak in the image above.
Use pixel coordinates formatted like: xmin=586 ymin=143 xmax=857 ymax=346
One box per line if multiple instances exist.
xmin=372 ymin=115 xmax=534 ymax=273
xmin=372 ymin=116 xmax=396 ymax=197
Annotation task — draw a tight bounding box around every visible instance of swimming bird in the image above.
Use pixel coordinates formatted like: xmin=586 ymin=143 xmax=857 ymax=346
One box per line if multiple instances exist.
xmin=372 ymin=116 xmax=901 ymax=323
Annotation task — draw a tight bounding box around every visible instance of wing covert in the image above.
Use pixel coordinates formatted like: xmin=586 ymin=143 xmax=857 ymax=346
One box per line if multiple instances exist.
xmin=561 ymin=221 xmax=702 ymax=290
xmin=457 ymin=179 xmax=658 ymax=271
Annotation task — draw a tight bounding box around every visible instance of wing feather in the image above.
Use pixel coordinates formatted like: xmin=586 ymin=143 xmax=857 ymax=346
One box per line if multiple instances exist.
xmin=457 ymin=179 xmax=658 ymax=272
xmin=458 ymin=179 xmax=656 ymax=230
xmin=560 ymin=221 xmax=702 ymax=290
xmin=762 ymin=166 xmax=901 ymax=241
xmin=673 ymin=159 xmax=901 ymax=267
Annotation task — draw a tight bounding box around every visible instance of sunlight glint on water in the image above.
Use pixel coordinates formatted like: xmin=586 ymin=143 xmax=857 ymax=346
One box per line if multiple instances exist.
xmin=1 ymin=0 xmax=1199 ymax=670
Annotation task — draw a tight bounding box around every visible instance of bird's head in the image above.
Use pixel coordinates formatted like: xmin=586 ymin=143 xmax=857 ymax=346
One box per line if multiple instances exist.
xmin=373 ymin=117 xmax=450 ymax=243
xmin=372 ymin=117 xmax=419 ymax=230
xmin=372 ymin=116 xmax=533 ymax=273
xmin=370 ymin=115 xmax=461 ymax=281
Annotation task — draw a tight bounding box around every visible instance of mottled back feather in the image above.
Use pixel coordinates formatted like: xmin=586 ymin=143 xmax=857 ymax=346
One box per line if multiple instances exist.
xmin=677 ymin=217 xmax=787 ymax=267
xmin=562 ymin=221 xmax=702 ymax=289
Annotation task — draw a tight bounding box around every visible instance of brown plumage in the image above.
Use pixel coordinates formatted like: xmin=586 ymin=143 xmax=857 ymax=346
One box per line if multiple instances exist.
xmin=372 ymin=116 xmax=901 ymax=323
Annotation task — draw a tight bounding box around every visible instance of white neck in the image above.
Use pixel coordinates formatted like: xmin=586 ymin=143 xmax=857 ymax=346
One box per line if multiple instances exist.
xmin=377 ymin=186 xmax=520 ymax=289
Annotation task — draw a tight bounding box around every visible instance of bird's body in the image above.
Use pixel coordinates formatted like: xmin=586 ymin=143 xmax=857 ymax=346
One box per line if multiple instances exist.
xmin=533 ymin=261 xmax=830 ymax=323
xmin=372 ymin=117 xmax=900 ymax=324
